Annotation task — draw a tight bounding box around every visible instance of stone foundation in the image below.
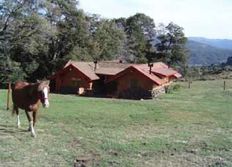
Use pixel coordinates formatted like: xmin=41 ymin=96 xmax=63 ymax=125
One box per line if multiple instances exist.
xmin=151 ymin=86 xmax=167 ymax=98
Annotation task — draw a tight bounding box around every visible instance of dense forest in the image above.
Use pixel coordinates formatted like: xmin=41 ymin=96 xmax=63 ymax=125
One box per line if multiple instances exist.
xmin=0 ymin=0 xmax=187 ymax=83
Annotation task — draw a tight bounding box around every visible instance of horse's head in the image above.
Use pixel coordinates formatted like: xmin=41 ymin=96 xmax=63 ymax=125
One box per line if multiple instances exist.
xmin=37 ymin=80 xmax=50 ymax=108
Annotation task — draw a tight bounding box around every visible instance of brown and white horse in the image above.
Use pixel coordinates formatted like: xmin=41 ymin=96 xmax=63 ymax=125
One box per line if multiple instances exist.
xmin=12 ymin=80 xmax=50 ymax=137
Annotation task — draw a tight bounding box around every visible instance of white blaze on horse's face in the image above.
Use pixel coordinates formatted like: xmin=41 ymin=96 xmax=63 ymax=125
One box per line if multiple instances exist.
xmin=42 ymin=87 xmax=49 ymax=108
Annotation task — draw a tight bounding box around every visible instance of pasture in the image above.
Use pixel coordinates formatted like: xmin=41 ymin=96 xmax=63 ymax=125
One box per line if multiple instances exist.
xmin=0 ymin=80 xmax=232 ymax=167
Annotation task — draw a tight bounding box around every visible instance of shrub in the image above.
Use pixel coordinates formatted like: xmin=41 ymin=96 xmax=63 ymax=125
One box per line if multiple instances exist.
xmin=166 ymin=84 xmax=181 ymax=94
xmin=172 ymin=84 xmax=181 ymax=91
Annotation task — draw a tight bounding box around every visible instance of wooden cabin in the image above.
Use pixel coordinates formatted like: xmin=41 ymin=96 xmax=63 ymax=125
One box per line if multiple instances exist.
xmin=105 ymin=63 xmax=180 ymax=99
xmin=50 ymin=60 xmax=181 ymax=99
xmin=50 ymin=61 xmax=99 ymax=94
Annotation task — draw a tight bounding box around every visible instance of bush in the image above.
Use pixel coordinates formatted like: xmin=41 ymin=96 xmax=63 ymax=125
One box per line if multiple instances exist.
xmin=166 ymin=84 xmax=181 ymax=94
xmin=172 ymin=84 xmax=181 ymax=91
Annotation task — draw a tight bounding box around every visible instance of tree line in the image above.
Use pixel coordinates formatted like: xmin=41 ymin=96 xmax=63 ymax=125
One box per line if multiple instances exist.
xmin=0 ymin=0 xmax=188 ymax=83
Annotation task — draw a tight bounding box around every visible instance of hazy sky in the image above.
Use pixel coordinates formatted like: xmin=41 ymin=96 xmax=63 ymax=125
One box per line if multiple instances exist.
xmin=79 ymin=0 xmax=232 ymax=39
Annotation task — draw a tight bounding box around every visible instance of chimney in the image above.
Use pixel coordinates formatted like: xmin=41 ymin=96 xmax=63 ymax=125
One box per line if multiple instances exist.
xmin=148 ymin=62 xmax=153 ymax=74
xmin=94 ymin=60 xmax=98 ymax=71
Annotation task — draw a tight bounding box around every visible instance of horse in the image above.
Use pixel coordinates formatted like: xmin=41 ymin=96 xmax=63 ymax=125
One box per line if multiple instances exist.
xmin=11 ymin=80 xmax=50 ymax=137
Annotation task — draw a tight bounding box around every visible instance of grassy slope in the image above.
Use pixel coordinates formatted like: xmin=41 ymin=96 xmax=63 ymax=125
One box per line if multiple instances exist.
xmin=0 ymin=80 xmax=231 ymax=167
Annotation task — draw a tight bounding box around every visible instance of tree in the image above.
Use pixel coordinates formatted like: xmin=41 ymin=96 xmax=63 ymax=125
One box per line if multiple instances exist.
xmin=0 ymin=0 xmax=126 ymax=82
xmin=32 ymin=0 xmax=88 ymax=80
xmin=155 ymin=22 xmax=187 ymax=66
xmin=115 ymin=13 xmax=156 ymax=63
xmin=9 ymin=13 xmax=52 ymax=80
xmin=0 ymin=0 xmax=90 ymax=81
xmin=115 ymin=16 xmax=188 ymax=67
xmin=90 ymin=18 xmax=125 ymax=61
xmin=68 ymin=14 xmax=126 ymax=63
xmin=0 ymin=0 xmax=28 ymax=82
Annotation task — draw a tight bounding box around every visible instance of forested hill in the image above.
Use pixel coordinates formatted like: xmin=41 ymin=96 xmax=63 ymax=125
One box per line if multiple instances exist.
xmin=189 ymin=37 xmax=232 ymax=50
xmin=186 ymin=40 xmax=232 ymax=65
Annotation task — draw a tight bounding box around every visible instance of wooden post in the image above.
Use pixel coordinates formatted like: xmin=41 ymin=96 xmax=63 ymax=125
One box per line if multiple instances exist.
xmin=7 ymin=82 xmax=11 ymax=110
xmin=188 ymin=80 xmax=191 ymax=89
xmin=223 ymin=80 xmax=226 ymax=91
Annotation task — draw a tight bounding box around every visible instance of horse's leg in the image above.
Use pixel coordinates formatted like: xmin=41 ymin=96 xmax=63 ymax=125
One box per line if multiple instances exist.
xmin=27 ymin=111 xmax=36 ymax=137
xmin=14 ymin=105 xmax=20 ymax=128
xmin=25 ymin=111 xmax=31 ymax=131
xmin=32 ymin=112 xmax=37 ymax=127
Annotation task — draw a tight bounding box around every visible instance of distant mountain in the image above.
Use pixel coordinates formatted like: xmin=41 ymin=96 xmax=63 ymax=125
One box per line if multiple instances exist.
xmin=186 ymin=40 xmax=232 ymax=65
xmin=188 ymin=37 xmax=232 ymax=50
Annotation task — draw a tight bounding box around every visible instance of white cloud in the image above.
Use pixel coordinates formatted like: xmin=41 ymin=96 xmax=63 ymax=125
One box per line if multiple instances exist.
xmin=79 ymin=0 xmax=232 ymax=39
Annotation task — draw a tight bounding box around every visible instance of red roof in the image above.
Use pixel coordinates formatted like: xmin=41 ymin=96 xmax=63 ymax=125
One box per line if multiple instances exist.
xmin=137 ymin=62 xmax=169 ymax=69
xmin=136 ymin=63 xmax=181 ymax=78
xmin=174 ymin=73 xmax=182 ymax=78
xmin=106 ymin=65 xmax=164 ymax=85
xmin=132 ymin=65 xmax=165 ymax=85
xmin=152 ymin=68 xmax=177 ymax=77
xmin=66 ymin=60 xmax=130 ymax=76
xmin=64 ymin=61 xmax=99 ymax=80
xmin=95 ymin=68 xmax=125 ymax=75
xmin=51 ymin=60 xmax=182 ymax=82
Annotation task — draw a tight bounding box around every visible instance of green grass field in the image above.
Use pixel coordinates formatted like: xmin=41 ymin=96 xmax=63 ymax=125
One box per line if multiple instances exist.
xmin=0 ymin=80 xmax=232 ymax=167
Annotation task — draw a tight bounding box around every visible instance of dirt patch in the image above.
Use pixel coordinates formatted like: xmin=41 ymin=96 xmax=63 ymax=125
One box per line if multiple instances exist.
xmin=69 ymin=138 xmax=82 ymax=148
xmin=108 ymin=149 xmax=119 ymax=156
xmin=208 ymin=158 xmax=227 ymax=167
xmin=138 ymin=152 xmax=228 ymax=167
xmin=74 ymin=153 xmax=101 ymax=167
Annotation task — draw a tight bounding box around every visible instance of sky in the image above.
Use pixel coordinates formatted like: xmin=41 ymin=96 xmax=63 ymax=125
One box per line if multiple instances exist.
xmin=79 ymin=0 xmax=232 ymax=39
